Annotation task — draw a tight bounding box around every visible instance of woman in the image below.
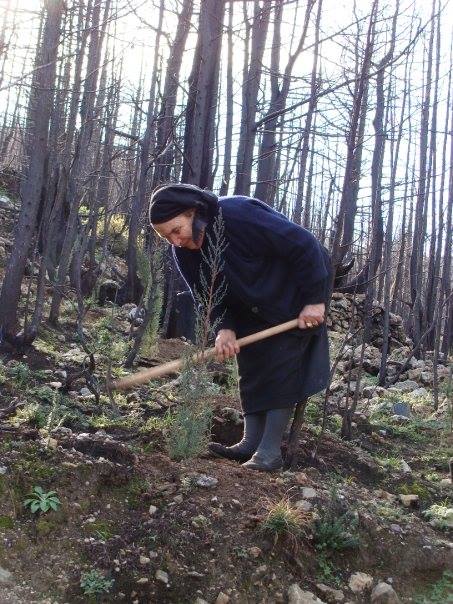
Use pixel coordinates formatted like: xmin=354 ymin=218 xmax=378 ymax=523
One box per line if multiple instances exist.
xmin=149 ymin=183 xmax=331 ymax=471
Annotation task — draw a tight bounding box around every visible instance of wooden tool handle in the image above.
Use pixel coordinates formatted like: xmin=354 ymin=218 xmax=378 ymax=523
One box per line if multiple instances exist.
xmin=111 ymin=318 xmax=299 ymax=391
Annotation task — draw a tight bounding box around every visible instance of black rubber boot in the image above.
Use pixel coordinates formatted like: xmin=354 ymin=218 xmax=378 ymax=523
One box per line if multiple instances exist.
xmin=208 ymin=412 xmax=265 ymax=462
xmin=242 ymin=408 xmax=292 ymax=472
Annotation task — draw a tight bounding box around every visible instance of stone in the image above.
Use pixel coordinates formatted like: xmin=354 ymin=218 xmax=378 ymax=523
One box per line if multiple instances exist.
xmin=362 ymin=386 xmax=376 ymax=399
xmin=410 ymin=387 xmax=429 ymax=398
xmin=248 ymin=547 xmax=262 ymax=558
xmin=140 ymin=556 xmax=151 ymax=565
xmin=398 ymin=494 xmax=419 ymax=508
xmin=155 ymin=569 xmax=168 ymax=584
xmin=137 ymin=577 xmax=149 ymax=584
xmin=370 ymin=582 xmax=401 ymax=603
xmin=348 ymin=572 xmax=373 ymax=593
xmin=221 ymin=406 xmax=243 ymax=425
xmin=79 ymin=387 xmax=92 ymax=397
xmin=128 ymin=306 xmax=145 ymax=326
xmin=288 ymin=584 xmax=326 ymax=604
xmin=440 ymin=478 xmax=452 ymax=486
xmin=316 ymin=583 xmax=345 ymax=602
xmin=0 ymin=566 xmax=13 ymax=584
xmin=215 ymin=592 xmax=230 ymax=604
xmin=0 ymin=466 xmax=7 ymax=474
xmin=194 ymin=599 xmax=209 ymax=604
xmin=391 ymin=402 xmax=411 ymax=417
xmin=195 ymin=475 xmax=218 ymax=488
xmin=0 ymin=195 xmax=13 ymax=209
xmin=301 ymin=487 xmax=317 ymax=499
xmin=391 ymin=380 xmax=419 ymax=393
xmin=149 ymin=505 xmax=158 ymax=516
xmin=420 ymin=371 xmax=433 ymax=385
xmin=49 ymin=381 xmax=62 ymax=389
xmin=295 ymin=500 xmax=313 ymax=512
xmin=400 ymin=460 xmax=412 ymax=474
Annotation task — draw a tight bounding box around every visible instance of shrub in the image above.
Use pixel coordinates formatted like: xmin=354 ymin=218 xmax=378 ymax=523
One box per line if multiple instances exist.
xmin=166 ymin=403 xmax=212 ymax=460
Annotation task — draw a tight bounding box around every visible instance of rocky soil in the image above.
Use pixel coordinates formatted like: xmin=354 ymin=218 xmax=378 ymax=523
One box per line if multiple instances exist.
xmin=0 ymin=202 xmax=452 ymax=604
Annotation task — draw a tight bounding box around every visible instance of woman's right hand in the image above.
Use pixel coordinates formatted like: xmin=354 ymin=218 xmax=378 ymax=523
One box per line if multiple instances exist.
xmin=215 ymin=329 xmax=240 ymax=362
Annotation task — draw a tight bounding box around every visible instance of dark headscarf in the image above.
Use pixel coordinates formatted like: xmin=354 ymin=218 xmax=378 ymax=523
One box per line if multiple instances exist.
xmin=149 ymin=183 xmax=218 ymax=225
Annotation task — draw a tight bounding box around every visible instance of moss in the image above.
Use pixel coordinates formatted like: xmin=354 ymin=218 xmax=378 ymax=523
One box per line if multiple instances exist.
xmin=36 ymin=518 xmax=55 ymax=536
xmin=112 ymin=475 xmax=150 ymax=510
xmin=0 ymin=515 xmax=14 ymax=530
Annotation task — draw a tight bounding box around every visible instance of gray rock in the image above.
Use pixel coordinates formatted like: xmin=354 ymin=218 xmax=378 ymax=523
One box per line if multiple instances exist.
xmin=0 ymin=466 xmax=7 ymax=475
xmin=155 ymin=569 xmax=168 ymax=584
xmin=295 ymin=500 xmax=313 ymax=512
xmin=370 ymin=582 xmax=401 ymax=603
xmin=391 ymin=380 xmax=419 ymax=393
xmin=348 ymin=572 xmax=373 ymax=593
xmin=215 ymin=593 xmax=230 ymax=604
xmin=362 ymin=386 xmax=376 ymax=399
xmin=0 ymin=195 xmax=13 ymax=210
xmin=420 ymin=371 xmax=433 ymax=385
xmin=288 ymin=584 xmax=326 ymax=604
xmin=79 ymin=387 xmax=92 ymax=397
xmin=195 ymin=475 xmax=218 ymax=488
xmin=391 ymin=402 xmax=411 ymax=417
xmin=301 ymin=487 xmax=317 ymax=499
xmin=0 ymin=566 xmax=13 ymax=584
xmin=221 ymin=407 xmax=243 ymax=425
xmin=399 ymin=494 xmax=419 ymax=508
xmin=410 ymin=387 xmax=429 ymax=398
xmin=400 ymin=460 xmax=412 ymax=474
xmin=128 ymin=306 xmax=145 ymax=326
xmin=316 ymin=583 xmax=344 ymax=602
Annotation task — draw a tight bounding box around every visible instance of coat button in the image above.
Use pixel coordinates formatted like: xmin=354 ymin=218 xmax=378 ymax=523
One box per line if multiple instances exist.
xmin=251 ymin=306 xmax=259 ymax=313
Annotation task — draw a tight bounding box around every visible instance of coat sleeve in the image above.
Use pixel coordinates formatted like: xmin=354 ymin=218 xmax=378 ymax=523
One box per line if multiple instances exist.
xmin=239 ymin=204 xmax=330 ymax=305
xmin=173 ymin=247 xmax=236 ymax=336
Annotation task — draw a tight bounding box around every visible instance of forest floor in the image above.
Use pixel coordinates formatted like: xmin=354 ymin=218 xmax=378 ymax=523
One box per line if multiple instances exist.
xmin=0 ymin=208 xmax=452 ymax=604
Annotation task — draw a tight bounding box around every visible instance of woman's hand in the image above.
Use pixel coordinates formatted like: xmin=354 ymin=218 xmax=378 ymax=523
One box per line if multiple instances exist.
xmin=215 ymin=329 xmax=240 ymax=362
xmin=298 ymin=303 xmax=325 ymax=329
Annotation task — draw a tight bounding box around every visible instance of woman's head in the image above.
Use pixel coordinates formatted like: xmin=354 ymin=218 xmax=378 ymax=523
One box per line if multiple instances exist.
xmin=149 ymin=183 xmax=218 ymax=250
xmin=153 ymin=208 xmax=200 ymax=249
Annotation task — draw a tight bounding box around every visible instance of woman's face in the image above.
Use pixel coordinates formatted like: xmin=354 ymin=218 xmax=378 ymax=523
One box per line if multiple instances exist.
xmin=153 ymin=209 xmax=203 ymax=250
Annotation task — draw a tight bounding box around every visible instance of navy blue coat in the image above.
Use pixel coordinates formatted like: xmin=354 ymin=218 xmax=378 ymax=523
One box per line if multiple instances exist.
xmin=173 ymin=195 xmax=331 ymax=413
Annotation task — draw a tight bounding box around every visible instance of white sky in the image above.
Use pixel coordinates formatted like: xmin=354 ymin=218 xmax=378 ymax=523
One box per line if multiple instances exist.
xmin=0 ymin=0 xmax=451 ymax=229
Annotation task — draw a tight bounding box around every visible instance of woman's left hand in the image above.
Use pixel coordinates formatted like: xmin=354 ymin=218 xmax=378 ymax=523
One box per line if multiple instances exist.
xmin=298 ymin=303 xmax=325 ymax=329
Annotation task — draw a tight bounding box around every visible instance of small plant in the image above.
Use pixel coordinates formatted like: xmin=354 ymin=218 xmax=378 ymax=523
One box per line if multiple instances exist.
xmin=414 ymin=570 xmax=453 ymax=603
xmin=376 ymin=456 xmax=402 ymax=470
xmin=313 ymin=495 xmax=360 ymax=554
xmin=423 ymin=503 xmax=453 ymax=530
xmin=23 ymin=486 xmax=61 ymax=514
xmin=80 ymin=569 xmax=114 ymax=597
xmin=399 ymin=481 xmax=431 ymax=500
xmin=316 ymin=554 xmax=342 ymax=587
xmin=261 ymin=497 xmax=306 ymax=548
xmin=13 ymin=402 xmax=47 ymax=428
xmin=8 ymin=361 xmax=31 ymax=388
xmin=165 ymin=214 xmax=226 ymax=459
